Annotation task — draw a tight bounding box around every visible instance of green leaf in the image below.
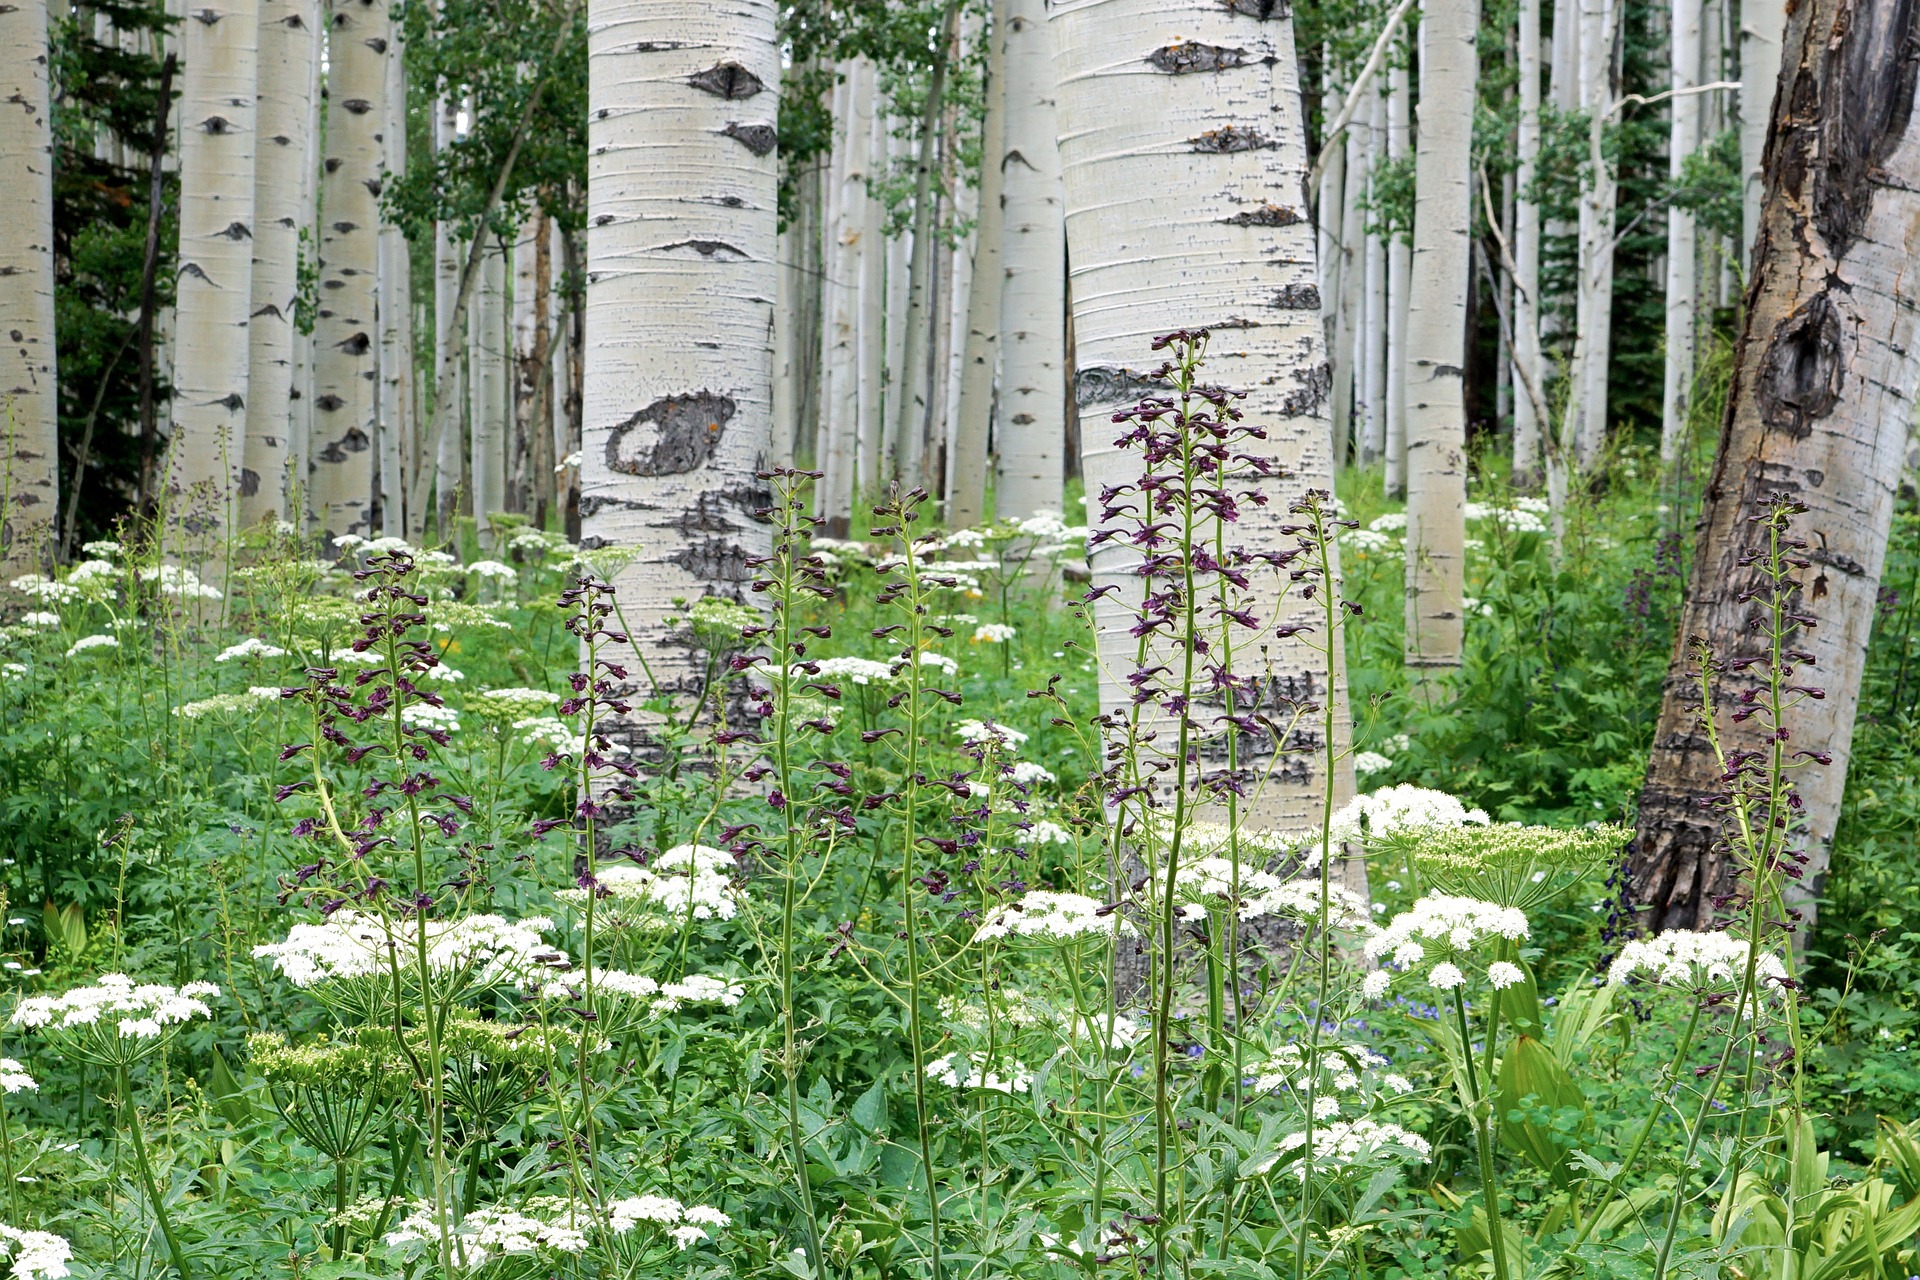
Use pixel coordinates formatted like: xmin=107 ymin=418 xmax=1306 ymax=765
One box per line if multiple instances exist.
xmin=1496 ymin=1034 xmax=1587 ymax=1185
xmin=207 ymin=1047 xmax=251 ymax=1127
xmin=851 ymin=1078 xmax=886 ymax=1134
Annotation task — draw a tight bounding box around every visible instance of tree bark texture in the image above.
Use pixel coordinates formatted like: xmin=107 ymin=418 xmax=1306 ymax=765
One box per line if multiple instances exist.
xmin=310 ymin=0 xmax=389 ymax=545
xmin=994 ymin=0 xmax=1065 ymax=520
xmin=1051 ymin=0 xmax=1355 ymax=834
xmin=469 ymin=236 xmax=507 ymax=537
xmin=581 ymin=0 xmax=778 ymax=701
xmin=1403 ymin=0 xmax=1478 ymax=688
xmin=1661 ymin=0 xmax=1702 ymax=463
xmin=0 ymin=0 xmax=59 ymax=577
xmin=1739 ymin=0 xmax=1787 ymax=258
xmin=1384 ymin=60 xmax=1410 ymax=499
xmin=1629 ymin=0 xmax=1920 ymax=933
xmin=166 ymin=0 xmax=259 ymax=553
xmin=948 ymin=7 xmax=1006 ymax=530
xmin=240 ymin=0 xmax=314 ymax=527
xmin=377 ymin=28 xmax=412 ymax=536
xmin=1512 ymin=0 xmax=1544 ymax=486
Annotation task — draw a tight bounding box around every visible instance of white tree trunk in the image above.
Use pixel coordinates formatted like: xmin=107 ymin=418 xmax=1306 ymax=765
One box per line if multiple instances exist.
xmin=1404 ymin=0 xmax=1477 ymax=689
xmin=1511 ymin=0 xmax=1544 ymax=486
xmin=1738 ymin=0 xmax=1786 ymax=259
xmin=469 ymin=236 xmax=507 ymax=539
xmin=288 ymin=3 xmax=322 ymax=519
xmin=880 ymin=154 xmax=910 ymax=487
xmin=1384 ymin=61 xmax=1411 ymax=498
xmin=0 ymin=0 xmax=58 ymax=576
xmin=1362 ymin=82 xmax=1387 ymax=466
xmin=549 ymin=217 xmax=575 ymax=500
xmin=818 ymin=61 xmax=866 ymax=533
xmin=377 ymin=32 xmax=412 ymax=536
xmin=238 ymin=0 xmax=312 ymax=528
xmin=1332 ymin=102 xmax=1367 ymax=463
xmin=948 ymin=5 xmax=1006 ymax=529
xmin=430 ymin=95 xmax=464 ymax=538
xmin=1318 ymin=80 xmax=1347 ymax=432
xmin=311 ymin=0 xmax=389 ymax=545
xmin=581 ymin=0 xmax=778 ymax=696
xmin=995 ymin=0 xmax=1065 ymax=520
xmin=857 ymin=106 xmax=890 ymax=495
xmin=1660 ymin=0 xmax=1702 ymax=463
xmin=167 ymin=0 xmax=260 ymax=558
xmin=1051 ymin=0 xmax=1354 ymax=833
xmin=939 ymin=169 xmax=976 ymax=506
xmin=1568 ymin=0 xmax=1618 ymax=471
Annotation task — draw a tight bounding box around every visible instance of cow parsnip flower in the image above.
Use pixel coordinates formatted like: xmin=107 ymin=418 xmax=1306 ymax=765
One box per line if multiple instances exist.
xmin=12 ymin=974 xmax=218 ymax=1067
xmin=1252 ymin=1118 xmax=1432 ymax=1175
xmin=926 ymin=1051 xmax=1034 ymax=1095
xmin=1607 ymin=930 xmax=1790 ymax=995
xmin=556 ymin=846 xmax=744 ymax=929
xmin=0 ymin=1223 xmax=71 ymax=1280
xmin=1394 ymin=822 xmax=1629 ymax=909
xmin=973 ymin=891 xmax=1135 ymax=944
xmin=1363 ymin=894 xmax=1530 ymax=991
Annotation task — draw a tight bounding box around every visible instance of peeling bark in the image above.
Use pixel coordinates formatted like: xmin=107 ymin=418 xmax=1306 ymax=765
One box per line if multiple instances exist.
xmin=1629 ymin=0 xmax=1920 ymax=934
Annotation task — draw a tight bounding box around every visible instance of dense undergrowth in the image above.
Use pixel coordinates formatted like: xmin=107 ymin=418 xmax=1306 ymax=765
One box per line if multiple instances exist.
xmin=1 ymin=348 xmax=1918 ymax=1278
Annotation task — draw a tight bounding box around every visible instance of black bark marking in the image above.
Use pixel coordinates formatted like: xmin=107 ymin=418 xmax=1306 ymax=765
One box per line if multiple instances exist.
xmin=1011 ymin=412 xmax=1035 ymax=424
xmin=634 ymin=40 xmax=692 ymax=52
xmin=238 ymin=468 xmax=260 ymax=497
xmin=217 ymin=392 xmax=244 ymax=410
xmin=1269 ymin=282 xmax=1321 ymax=309
xmin=1190 ymin=125 xmax=1273 ymax=152
xmin=669 ymin=537 xmax=756 ymax=583
xmin=687 ymin=62 xmax=765 ymax=100
xmin=366 ymin=35 xmax=387 ymax=53
xmin=1435 ymin=364 xmax=1464 ymax=378
xmin=200 ymin=115 xmax=233 ymax=134
xmin=1075 ymin=364 xmax=1158 ymax=407
xmin=341 ymin=98 xmax=372 ymax=115
xmin=1211 ymin=315 xmax=1261 ymax=329
xmin=605 ymin=392 xmax=736 ymax=476
xmin=179 ymin=262 xmax=210 ymax=282
xmin=316 ymin=427 xmax=370 ymax=461
xmin=1148 ymin=42 xmax=1249 ymax=73
xmin=337 ymin=331 xmax=372 ymax=356
xmin=220 ymin=221 xmax=250 ymax=239
xmin=1797 ymin=0 xmax=1920 ymax=258
xmin=1280 ymin=360 xmax=1332 ymax=415
xmin=722 ymin=121 xmax=777 ymax=155
xmin=1219 ymin=0 xmax=1287 ymax=16
xmin=314 ymin=393 xmax=345 ymax=411
xmin=325 ymin=157 xmax=342 ymax=173
xmin=660 ymin=239 xmax=748 ymax=260
xmin=1220 ymin=203 xmax=1304 ymax=227
xmin=191 ymin=6 xmax=218 ymax=22
xmin=251 ymin=302 xmax=284 ymax=320
xmin=1756 ymin=290 xmax=1845 ymax=438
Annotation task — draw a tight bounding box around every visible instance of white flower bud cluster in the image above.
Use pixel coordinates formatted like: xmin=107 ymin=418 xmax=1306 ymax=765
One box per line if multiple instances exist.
xmin=12 ymin=975 xmax=218 ymax=1040
xmin=252 ymin=912 xmax=565 ymax=988
xmin=467 ymin=686 xmax=561 ymax=719
xmin=973 ymin=891 xmax=1135 ymax=944
xmin=606 ymin=1194 xmax=730 ymax=1247
xmin=0 ymin=1061 xmax=35 ymax=1095
xmin=215 ymin=637 xmax=288 ymax=662
xmin=139 ymin=565 xmax=222 ymax=600
xmin=1252 ymin=1043 xmax=1413 ymax=1105
xmin=385 ymin=1204 xmax=587 ymax=1267
xmin=1330 ymin=786 xmax=1490 ymax=845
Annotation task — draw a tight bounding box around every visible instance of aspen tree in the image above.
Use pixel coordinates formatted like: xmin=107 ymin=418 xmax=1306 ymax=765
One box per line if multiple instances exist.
xmin=948 ymin=5 xmax=1006 ymax=530
xmin=1511 ymin=0 xmax=1544 ymax=486
xmin=1660 ymin=0 xmax=1703 ymax=463
xmin=1403 ymin=0 xmax=1478 ymax=692
xmin=1362 ymin=83 xmax=1387 ymax=466
xmin=994 ymin=0 xmax=1064 ymax=520
xmin=1052 ymin=0 xmax=1354 ymax=831
xmin=311 ymin=0 xmax=390 ymax=546
xmin=1631 ymin=0 xmax=1920 ymax=932
xmin=819 ymin=62 xmax=868 ymax=534
xmin=469 ymin=237 xmax=507 ymax=539
xmin=0 ymin=0 xmax=59 ymax=576
xmin=1384 ymin=60 xmax=1410 ymax=498
xmin=166 ymin=0 xmax=259 ymax=552
xmin=377 ymin=30 xmax=412 ymax=535
xmin=1738 ymin=0 xmax=1787 ymax=253
xmin=580 ymin=0 xmax=779 ymax=699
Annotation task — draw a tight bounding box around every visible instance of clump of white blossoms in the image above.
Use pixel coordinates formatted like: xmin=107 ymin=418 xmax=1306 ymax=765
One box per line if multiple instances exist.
xmin=535 ymin=969 xmax=744 ymax=1016
xmin=1255 ymin=1118 xmax=1433 ymax=1175
xmin=467 ymin=560 xmax=518 ymax=582
xmin=558 ymin=845 xmax=743 ymax=928
xmin=215 ymin=637 xmax=288 ymax=662
xmin=9 ymin=575 xmax=80 ymax=605
xmin=400 ymin=703 xmax=461 ymax=734
xmin=174 ymin=689 xmax=280 ymax=719
xmin=0 ymin=1061 xmax=36 ymax=1094
xmin=806 ymin=656 xmax=895 ymax=687
xmin=1003 ymin=761 xmax=1056 ymax=787
xmin=0 ymin=1224 xmax=71 ymax=1280
xmin=972 ymin=623 xmax=1017 ymax=643
xmin=926 ymin=1051 xmax=1034 ymax=1095
xmin=1353 ymin=750 xmax=1394 ymax=776
xmin=1330 ymin=786 xmax=1490 ymax=844
xmin=139 ymin=565 xmax=221 ymax=600
xmin=16 ymin=613 xmax=58 ymax=630
xmin=467 ymin=686 xmax=561 ymax=720
xmin=974 ymin=891 xmax=1135 ymax=944
xmin=252 ymin=912 xmax=566 ymax=989
xmin=385 ymin=1202 xmax=587 ymax=1268
xmin=1363 ymin=894 xmax=1530 ymax=993
xmin=64 ymin=634 xmax=118 ymax=658
xmin=13 ymin=975 xmax=218 ymax=1067
xmin=1607 ymin=930 xmax=1791 ymax=994
xmin=1169 ymin=859 xmax=1374 ymax=932
xmin=1253 ymin=1043 xmax=1413 ymax=1103
xmin=958 ymin=719 xmax=1028 ymax=749
xmin=607 ymin=1194 xmax=731 ymax=1248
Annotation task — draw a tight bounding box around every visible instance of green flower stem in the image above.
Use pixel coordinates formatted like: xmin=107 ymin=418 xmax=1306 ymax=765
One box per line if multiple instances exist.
xmin=1452 ymin=988 xmax=1511 ymax=1280
xmin=120 ymin=1067 xmax=194 ymax=1280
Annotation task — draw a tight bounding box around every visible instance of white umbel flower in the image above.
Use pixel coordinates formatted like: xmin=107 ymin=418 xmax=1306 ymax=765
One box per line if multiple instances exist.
xmin=252 ymin=912 xmax=563 ymax=988
xmin=973 ymin=891 xmax=1134 ymax=944
xmin=1607 ymin=930 xmax=1790 ymax=993
xmin=0 ymin=1223 xmax=71 ymax=1279
xmin=1486 ymin=961 xmax=1526 ymax=990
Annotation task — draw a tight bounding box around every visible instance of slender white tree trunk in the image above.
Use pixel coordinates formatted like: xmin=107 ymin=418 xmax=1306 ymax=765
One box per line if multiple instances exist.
xmin=1318 ymin=79 xmax=1347 ymax=432
xmin=939 ymin=165 xmax=976 ymax=506
xmin=1568 ymin=0 xmax=1619 ymax=471
xmin=582 ymin=0 xmax=778 ymax=692
xmin=288 ymin=3 xmax=322 ymax=519
xmin=377 ymin=33 xmax=412 ymax=536
xmin=0 ymin=0 xmax=58 ymax=576
xmin=1512 ymin=0 xmax=1544 ymax=486
xmin=1384 ymin=61 xmax=1411 ymax=498
xmin=1404 ymin=0 xmax=1477 ymax=691
xmin=238 ymin=0 xmax=312 ymax=527
xmin=880 ymin=151 xmax=910 ymax=487
xmin=1362 ymin=82 xmax=1388 ymax=466
xmin=167 ymin=0 xmax=260 ymax=558
xmin=469 ymin=236 xmax=507 ymax=540
xmin=818 ymin=61 xmax=867 ymax=533
xmin=1738 ymin=0 xmax=1786 ymax=258
xmin=995 ymin=0 xmax=1065 ymax=519
xmin=1660 ymin=0 xmax=1702 ymax=463
xmin=1333 ymin=101 xmax=1367 ymax=463
xmin=430 ymin=97 xmax=464 ymax=538
xmin=311 ymin=0 xmax=389 ymax=545
xmin=548 ymin=217 xmax=574 ymax=499
xmin=856 ymin=106 xmax=889 ymax=495
xmin=1052 ymin=0 xmax=1355 ymax=833
xmin=948 ymin=5 xmax=1006 ymax=529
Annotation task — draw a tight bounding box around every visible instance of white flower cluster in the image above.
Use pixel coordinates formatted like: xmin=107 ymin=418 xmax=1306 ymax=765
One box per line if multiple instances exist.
xmin=12 ymin=975 xmax=218 ymax=1039
xmin=1253 ymin=1043 xmax=1413 ymax=1102
xmin=537 ymin=970 xmax=744 ymax=1015
xmin=216 ymin=637 xmax=288 ymax=662
xmin=9 ymin=575 xmax=80 ymax=604
xmin=174 ymin=688 xmax=280 ymax=718
xmin=423 ymin=665 xmax=464 ymax=682
xmin=16 ymin=613 xmax=58 ymax=630
xmin=1003 ymin=761 xmax=1055 ymax=787
xmin=906 ymin=651 xmax=959 ymax=679
xmin=607 ymin=1194 xmax=730 ymax=1248
xmin=974 ymin=891 xmax=1134 ymax=944
xmin=511 ymin=716 xmax=576 ymax=753
xmin=958 ymin=719 xmax=1027 ymax=748
xmin=66 ymin=560 xmax=117 ymax=592
xmin=558 ymin=846 xmax=742 ymax=926
xmin=972 ymin=623 xmax=1017 ymax=643
xmin=1607 ymin=930 xmax=1790 ymax=993
xmin=401 ymin=703 xmax=461 ymax=734
xmin=1340 ymin=528 xmax=1395 ymax=554
xmin=0 ymin=1061 xmax=36 ymax=1094
xmin=252 ymin=912 xmax=564 ymax=988
xmin=1260 ymin=1119 xmax=1432 ymax=1173
xmin=926 ymin=1051 xmax=1034 ymax=1095
xmin=1465 ymin=501 xmax=1549 ymax=534
xmin=0 ymin=1224 xmax=71 ymax=1280
xmin=332 ymin=534 xmax=416 ymax=556
xmin=1330 ymin=785 xmax=1490 ymax=845
xmin=81 ymin=540 xmax=122 ymax=557
xmin=1363 ymin=894 xmax=1530 ymax=990
xmin=1353 ymin=751 xmax=1394 ymax=776
xmin=806 ymin=656 xmax=894 ymax=686
xmin=468 ymin=560 xmax=518 ymax=582
xmin=1367 ymin=512 xmax=1408 ymax=534
xmin=1169 ymin=859 xmax=1373 ymax=931
xmin=385 ymin=1203 xmax=587 ymax=1267
xmin=468 ymin=687 xmax=561 ymax=719
xmin=65 ymin=634 xmax=117 ymax=657
xmin=139 ymin=565 xmax=222 ymax=600
xmin=1021 ymin=820 xmax=1075 ymax=846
